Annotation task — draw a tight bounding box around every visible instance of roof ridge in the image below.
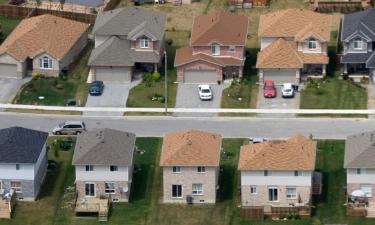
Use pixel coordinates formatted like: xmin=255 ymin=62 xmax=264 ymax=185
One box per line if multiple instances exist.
xmin=285 ymin=40 xmax=303 ymax=64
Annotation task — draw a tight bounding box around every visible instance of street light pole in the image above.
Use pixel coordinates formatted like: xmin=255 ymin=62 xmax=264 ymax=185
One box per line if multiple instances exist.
xmin=164 ymin=50 xmax=167 ymax=114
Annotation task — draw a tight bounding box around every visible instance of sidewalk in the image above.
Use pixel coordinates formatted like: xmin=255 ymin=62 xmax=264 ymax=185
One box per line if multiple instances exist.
xmin=368 ymin=85 xmax=375 ymax=119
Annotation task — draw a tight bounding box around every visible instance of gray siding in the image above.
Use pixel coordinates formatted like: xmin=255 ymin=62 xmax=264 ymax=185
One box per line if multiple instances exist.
xmin=34 ymin=151 xmax=47 ymax=199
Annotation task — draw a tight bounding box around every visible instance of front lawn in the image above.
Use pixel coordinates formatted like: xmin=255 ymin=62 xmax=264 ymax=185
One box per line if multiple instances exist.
xmin=12 ymin=42 xmax=93 ymax=106
xmin=0 ymin=15 xmax=21 ymax=44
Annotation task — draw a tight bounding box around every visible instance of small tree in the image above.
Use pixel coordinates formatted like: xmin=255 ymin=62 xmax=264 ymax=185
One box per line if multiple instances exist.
xmin=59 ymin=0 xmax=65 ymax=10
xmin=36 ymin=0 xmax=42 ymax=6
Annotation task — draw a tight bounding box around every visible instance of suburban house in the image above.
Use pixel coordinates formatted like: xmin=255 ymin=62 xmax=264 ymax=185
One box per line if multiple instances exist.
xmin=72 ymin=129 xmax=136 ymax=205
xmin=340 ymin=8 xmax=375 ymax=81
xmin=256 ymin=9 xmax=332 ymax=84
xmin=344 ymin=130 xmax=375 ymax=218
xmin=238 ymin=135 xmax=317 ymax=217
xmin=0 ymin=14 xmax=88 ymax=78
xmin=160 ymin=130 xmax=222 ymax=204
xmin=88 ymin=7 xmax=166 ymax=83
xmin=174 ymin=12 xmax=248 ymax=84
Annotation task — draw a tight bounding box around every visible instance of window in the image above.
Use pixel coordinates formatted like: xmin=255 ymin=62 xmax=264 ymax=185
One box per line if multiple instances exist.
xmin=140 ymin=38 xmax=149 ymax=48
xmin=172 ymin=166 xmax=181 ymax=173
xmin=85 ymin=183 xmax=95 ymax=197
xmin=356 ymin=168 xmax=366 ymax=175
xmin=250 ymin=185 xmax=257 ymax=194
xmin=110 ymin=165 xmax=118 ymax=172
xmin=105 ymin=182 xmax=115 ymax=194
xmin=10 ymin=181 xmax=22 ymax=193
xmin=15 ymin=164 xmax=22 ymax=170
xmin=294 ymin=171 xmax=302 ymax=176
xmin=192 ymin=183 xmax=203 ymax=195
xmin=264 ymin=170 xmax=270 ymax=176
xmin=308 ymin=38 xmax=317 ymax=50
xmin=211 ymin=44 xmax=220 ymax=55
xmin=354 ymin=38 xmax=363 ymax=50
xmin=268 ymin=186 xmax=278 ymax=201
xmin=197 ymin=166 xmax=206 ymax=173
xmin=229 ymin=45 xmax=236 ymax=52
xmin=85 ymin=165 xmax=94 ymax=171
xmin=286 ymin=187 xmax=297 ymax=199
xmin=39 ymin=56 xmax=53 ymax=69
xmin=172 ymin=184 xmax=182 ymax=198
xmin=360 ymin=184 xmax=372 ymax=197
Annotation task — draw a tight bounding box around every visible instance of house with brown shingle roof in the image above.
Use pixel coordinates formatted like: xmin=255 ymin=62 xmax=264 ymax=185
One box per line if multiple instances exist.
xmin=160 ymin=129 xmax=222 ymax=204
xmin=238 ymin=135 xmax=317 ymax=216
xmin=174 ymin=12 xmax=248 ymax=84
xmin=256 ymin=9 xmax=332 ymax=84
xmin=0 ymin=14 xmax=88 ymax=78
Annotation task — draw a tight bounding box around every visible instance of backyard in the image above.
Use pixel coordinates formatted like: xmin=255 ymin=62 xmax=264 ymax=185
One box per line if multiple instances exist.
xmin=0 ymin=15 xmax=21 ymax=44
xmin=12 ymin=42 xmax=93 ymax=106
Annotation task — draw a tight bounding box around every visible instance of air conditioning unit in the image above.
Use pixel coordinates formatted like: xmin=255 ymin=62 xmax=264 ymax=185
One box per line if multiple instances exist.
xmin=186 ymin=195 xmax=193 ymax=204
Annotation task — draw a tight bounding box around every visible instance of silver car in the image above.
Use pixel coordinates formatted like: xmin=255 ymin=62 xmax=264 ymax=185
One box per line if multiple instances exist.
xmin=52 ymin=121 xmax=86 ymax=135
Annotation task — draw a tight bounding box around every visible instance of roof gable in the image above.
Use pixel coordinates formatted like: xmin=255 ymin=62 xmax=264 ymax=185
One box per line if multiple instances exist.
xmin=342 ymin=9 xmax=375 ymax=41
xmin=345 ymin=131 xmax=375 ymax=168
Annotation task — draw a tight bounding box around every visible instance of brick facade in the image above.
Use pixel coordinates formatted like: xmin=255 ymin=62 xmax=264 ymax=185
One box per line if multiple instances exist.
xmin=162 ymin=166 xmax=219 ymax=204
xmin=192 ymin=46 xmax=245 ymax=59
xmin=347 ymin=183 xmax=375 ymax=202
xmin=76 ymin=180 xmax=130 ymax=202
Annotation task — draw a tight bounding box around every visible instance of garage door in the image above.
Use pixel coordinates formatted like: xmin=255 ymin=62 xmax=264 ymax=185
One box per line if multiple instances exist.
xmin=263 ymin=69 xmax=297 ymax=84
xmin=95 ymin=67 xmax=131 ymax=82
xmin=184 ymin=70 xmax=217 ymax=84
xmin=0 ymin=63 xmax=17 ymax=78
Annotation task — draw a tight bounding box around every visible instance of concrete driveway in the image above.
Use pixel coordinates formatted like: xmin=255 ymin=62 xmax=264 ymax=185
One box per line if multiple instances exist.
xmin=0 ymin=77 xmax=31 ymax=104
xmin=175 ymin=83 xmax=229 ymax=116
xmin=256 ymin=85 xmax=300 ymax=118
xmin=84 ymin=79 xmax=141 ymax=116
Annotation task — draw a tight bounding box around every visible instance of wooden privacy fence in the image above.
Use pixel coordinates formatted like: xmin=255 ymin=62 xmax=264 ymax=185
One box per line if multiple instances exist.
xmin=0 ymin=5 xmax=96 ymax=24
xmin=310 ymin=0 xmax=372 ymax=13
xmin=240 ymin=206 xmax=264 ymax=220
xmin=103 ymin=0 xmax=122 ymax=11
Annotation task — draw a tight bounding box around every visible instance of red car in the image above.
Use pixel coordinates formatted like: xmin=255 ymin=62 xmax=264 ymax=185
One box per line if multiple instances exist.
xmin=263 ymin=80 xmax=276 ymax=98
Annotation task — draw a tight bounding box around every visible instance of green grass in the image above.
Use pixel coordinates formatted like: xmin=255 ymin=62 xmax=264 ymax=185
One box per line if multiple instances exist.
xmin=0 ymin=16 xmax=21 ymax=44
xmin=12 ymin=42 xmax=93 ymax=106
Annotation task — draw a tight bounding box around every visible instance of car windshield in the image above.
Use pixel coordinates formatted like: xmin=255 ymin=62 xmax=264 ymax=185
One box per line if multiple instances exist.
xmin=59 ymin=122 xmax=65 ymax=128
xmin=284 ymin=89 xmax=292 ymax=92
xmin=201 ymin=89 xmax=210 ymax=93
xmin=264 ymin=86 xmax=274 ymax=90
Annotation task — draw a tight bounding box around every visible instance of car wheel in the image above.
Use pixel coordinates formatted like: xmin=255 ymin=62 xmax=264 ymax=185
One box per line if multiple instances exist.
xmin=55 ymin=131 xmax=62 ymax=135
xmin=76 ymin=131 xmax=81 ymax=135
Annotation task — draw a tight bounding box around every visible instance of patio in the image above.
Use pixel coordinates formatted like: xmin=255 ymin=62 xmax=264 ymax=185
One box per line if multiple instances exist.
xmin=75 ymin=197 xmax=109 ymax=221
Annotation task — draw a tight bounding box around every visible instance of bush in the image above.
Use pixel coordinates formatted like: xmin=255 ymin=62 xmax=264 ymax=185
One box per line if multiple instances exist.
xmin=32 ymin=71 xmax=42 ymax=79
xmin=151 ymin=71 xmax=161 ymax=81
xmin=55 ymin=83 xmax=64 ymax=90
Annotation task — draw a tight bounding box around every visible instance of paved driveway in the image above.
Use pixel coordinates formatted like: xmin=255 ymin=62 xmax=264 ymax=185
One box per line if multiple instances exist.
xmin=256 ymin=85 xmax=300 ymax=118
xmin=0 ymin=77 xmax=31 ymax=104
xmin=84 ymin=79 xmax=141 ymax=116
xmin=175 ymin=83 xmax=229 ymax=117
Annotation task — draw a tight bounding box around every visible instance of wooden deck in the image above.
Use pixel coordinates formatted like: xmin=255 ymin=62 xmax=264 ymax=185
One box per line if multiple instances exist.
xmin=75 ymin=198 xmax=109 ymax=221
xmin=0 ymin=192 xmax=17 ymax=219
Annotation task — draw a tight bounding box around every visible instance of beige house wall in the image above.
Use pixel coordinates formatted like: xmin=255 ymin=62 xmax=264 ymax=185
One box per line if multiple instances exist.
xmin=76 ymin=180 xmax=130 ymax=202
xmin=0 ymin=53 xmax=25 ymax=78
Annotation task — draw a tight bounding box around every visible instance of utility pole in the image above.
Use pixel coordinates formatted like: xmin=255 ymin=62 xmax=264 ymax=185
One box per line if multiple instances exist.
xmin=164 ymin=51 xmax=167 ymax=114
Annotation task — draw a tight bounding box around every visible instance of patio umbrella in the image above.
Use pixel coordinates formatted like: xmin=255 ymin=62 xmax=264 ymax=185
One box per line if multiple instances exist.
xmin=351 ymin=190 xmax=365 ymax=197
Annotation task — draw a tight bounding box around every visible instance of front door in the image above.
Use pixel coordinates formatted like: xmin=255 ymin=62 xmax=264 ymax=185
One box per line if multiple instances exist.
xmin=268 ymin=186 xmax=278 ymax=202
xmin=85 ymin=183 xmax=95 ymax=197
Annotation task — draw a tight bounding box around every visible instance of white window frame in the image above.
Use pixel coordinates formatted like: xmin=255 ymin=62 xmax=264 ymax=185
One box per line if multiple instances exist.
xmin=308 ymin=38 xmax=317 ymax=50
xmin=286 ymin=187 xmax=297 ymax=199
xmin=85 ymin=183 xmax=95 ymax=197
xmin=264 ymin=170 xmax=271 ymax=176
xmin=105 ymin=182 xmax=116 ymax=194
xmin=15 ymin=164 xmax=22 ymax=170
xmin=110 ymin=165 xmax=118 ymax=172
xmin=85 ymin=165 xmax=94 ymax=171
xmin=294 ymin=171 xmax=302 ymax=176
xmin=353 ymin=39 xmax=363 ymax=50
xmin=10 ymin=181 xmax=22 ymax=194
xmin=39 ymin=56 xmax=53 ymax=69
xmin=172 ymin=184 xmax=183 ymax=198
xmin=211 ymin=44 xmax=220 ymax=56
xmin=192 ymin=183 xmax=203 ymax=195
xmin=197 ymin=166 xmax=206 ymax=173
xmin=229 ymin=45 xmax=236 ymax=52
xmin=250 ymin=185 xmax=257 ymax=195
xmin=356 ymin=168 xmax=366 ymax=175
xmin=360 ymin=184 xmax=372 ymax=197
xmin=140 ymin=38 xmax=149 ymax=49
xmin=268 ymin=186 xmax=278 ymax=202
xmin=172 ymin=166 xmax=181 ymax=173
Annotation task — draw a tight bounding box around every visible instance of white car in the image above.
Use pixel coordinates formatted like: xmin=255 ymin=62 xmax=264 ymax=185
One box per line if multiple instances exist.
xmin=281 ymin=83 xmax=294 ymax=98
xmin=198 ymin=85 xmax=213 ymax=100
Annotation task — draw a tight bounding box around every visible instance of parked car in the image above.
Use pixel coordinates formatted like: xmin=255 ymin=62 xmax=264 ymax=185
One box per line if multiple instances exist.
xmin=198 ymin=84 xmax=213 ymax=100
xmin=52 ymin=121 xmax=86 ymax=135
xmin=281 ymin=83 xmax=294 ymax=98
xmin=250 ymin=137 xmax=266 ymax=144
xmin=263 ymin=80 xmax=276 ymax=98
xmin=89 ymin=81 xmax=104 ymax=96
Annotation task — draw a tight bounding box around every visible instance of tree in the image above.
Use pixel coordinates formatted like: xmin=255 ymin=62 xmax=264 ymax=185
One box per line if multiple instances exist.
xmin=35 ymin=0 xmax=42 ymax=6
xmin=59 ymin=0 xmax=65 ymax=10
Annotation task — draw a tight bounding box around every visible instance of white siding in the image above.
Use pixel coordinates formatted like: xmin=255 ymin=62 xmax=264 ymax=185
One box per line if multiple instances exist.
xmin=95 ymin=35 xmax=110 ymax=48
xmin=241 ymin=170 xmax=313 ymax=186
xmin=75 ymin=165 xmax=129 ymax=182
xmin=260 ymin=37 xmax=277 ymax=50
xmin=347 ymin=168 xmax=375 ymax=184
xmin=0 ymin=163 xmax=35 ymax=180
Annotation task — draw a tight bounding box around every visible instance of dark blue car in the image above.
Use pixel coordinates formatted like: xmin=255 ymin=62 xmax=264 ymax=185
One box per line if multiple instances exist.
xmin=89 ymin=81 xmax=104 ymax=96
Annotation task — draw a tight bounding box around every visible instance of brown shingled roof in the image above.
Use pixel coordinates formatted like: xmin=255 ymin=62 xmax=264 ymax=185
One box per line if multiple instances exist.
xmin=258 ymin=9 xmax=332 ymax=41
xmin=174 ymin=46 xmax=244 ymax=67
xmin=238 ymin=135 xmax=317 ymax=171
xmin=160 ymin=130 xmax=222 ymax=166
xmin=191 ymin=12 xmax=248 ymax=46
xmin=0 ymin=14 xmax=88 ymax=61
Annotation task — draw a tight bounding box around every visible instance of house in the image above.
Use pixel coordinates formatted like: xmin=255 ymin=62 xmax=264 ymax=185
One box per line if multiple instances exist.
xmin=72 ymin=129 xmax=136 ymax=205
xmin=256 ymin=9 xmax=332 ymax=84
xmin=344 ymin=130 xmax=375 ymax=218
xmin=340 ymin=8 xmax=375 ymax=81
xmin=174 ymin=12 xmax=248 ymax=84
xmin=0 ymin=14 xmax=88 ymax=79
xmin=238 ymin=135 xmax=317 ymax=217
xmin=0 ymin=127 xmax=48 ymax=201
xmin=88 ymin=7 xmax=166 ymax=83
xmin=160 ymin=130 xmax=222 ymax=204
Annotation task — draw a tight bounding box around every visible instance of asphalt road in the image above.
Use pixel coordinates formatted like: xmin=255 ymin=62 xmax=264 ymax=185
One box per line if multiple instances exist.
xmin=0 ymin=112 xmax=373 ymax=139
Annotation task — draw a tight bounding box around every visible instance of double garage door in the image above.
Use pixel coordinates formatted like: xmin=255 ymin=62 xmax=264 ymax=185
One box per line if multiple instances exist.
xmin=0 ymin=63 xmax=17 ymax=78
xmin=263 ymin=69 xmax=297 ymax=84
xmin=95 ymin=67 xmax=131 ymax=82
xmin=184 ymin=70 xmax=217 ymax=84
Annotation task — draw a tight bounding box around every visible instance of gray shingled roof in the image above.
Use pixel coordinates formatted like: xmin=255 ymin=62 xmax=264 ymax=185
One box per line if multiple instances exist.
xmin=72 ymin=129 xmax=136 ymax=166
xmin=88 ymin=36 xmax=161 ymax=66
xmin=341 ymin=8 xmax=375 ymax=41
xmin=0 ymin=127 xmax=48 ymax=164
xmin=93 ymin=7 xmax=166 ymax=40
xmin=344 ymin=130 xmax=375 ymax=168
xmin=341 ymin=52 xmax=373 ymax=63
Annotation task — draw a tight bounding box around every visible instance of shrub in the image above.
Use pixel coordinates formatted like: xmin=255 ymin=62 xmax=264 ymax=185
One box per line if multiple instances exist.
xmin=32 ymin=71 xmax=42 ymax=79
xmin=166 ymin=39 xmax=173 ymax=46
xmin=55 ymin=83 xmax=64 ymax=90
xmin=151 ymin=71 xmax=161 ymax=81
